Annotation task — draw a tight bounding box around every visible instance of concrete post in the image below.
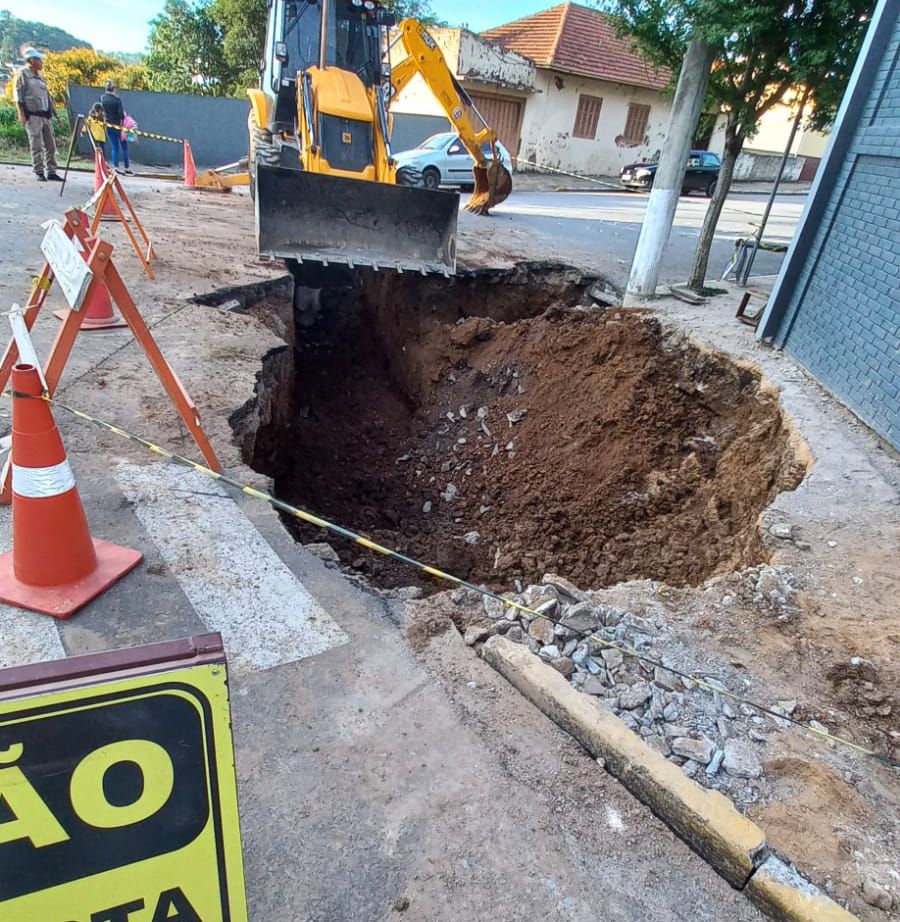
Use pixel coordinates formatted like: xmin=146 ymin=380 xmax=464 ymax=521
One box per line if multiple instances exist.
xmin=626 ymin=39 xmax=715 ymax=298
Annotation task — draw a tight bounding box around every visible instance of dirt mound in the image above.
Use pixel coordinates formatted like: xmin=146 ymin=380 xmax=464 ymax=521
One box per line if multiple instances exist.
xmin=240 ymin=264 xmax=805 ymax=592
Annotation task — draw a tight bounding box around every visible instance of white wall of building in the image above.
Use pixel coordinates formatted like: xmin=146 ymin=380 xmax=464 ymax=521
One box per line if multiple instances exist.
xmin=455 ymin=29 xmax=534 ymax=89
xmin=707 ymin=108 xmax=829 ymax=159
xmin=390 ymin=27 xmax=534 ymax=118
xmin=517 ymin=69 xmax=671 ymax=175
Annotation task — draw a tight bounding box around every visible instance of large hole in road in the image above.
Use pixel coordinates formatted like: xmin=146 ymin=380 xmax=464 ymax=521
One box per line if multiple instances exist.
xmin=226 ymin=262 xmax=806 ymax=592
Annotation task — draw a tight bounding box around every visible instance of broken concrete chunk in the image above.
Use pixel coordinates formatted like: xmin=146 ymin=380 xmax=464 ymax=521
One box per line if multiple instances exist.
xmin=600 ymin=648 xmax=624 ymax=670
xmin=464 ymin=624 xmax=491 ymax=647
xmin=483 ymin=595 xmax=507 ymax=620
xmin=581 ymin=675 xmax=607 ymax=695
xmin=304 ymin=542 xmax=340 ymax=563
xmin=561 ymin=601 xmax=600 ymax=633
xmin=671 ymin=736 xmax=715 ymax=765
xmin=618 ymin=681 xmax=652 ymax=710
xmin=528 ymin=617 xmax=555 ymax=646
xmin=463 ymin=531 xmax=480 ymax=545
xmin=550 ymin=656 xmax=576 ymax=678
xmin=506 ymin=408 xmax=528 ymax=426
xmin=440 ymin=483 xmax=458 ymax=502
xmin=706 ymin=749 xmax=725 ymax=777
xmin=506 ymin=625 xmax=525 ymax=643
xmin=722 ymin=739 xmax=762 ymax=779
xmin=534 ymin=598 xmax=560 ymax=618
xmin=768 ymin=522 xmax=794 ymax=539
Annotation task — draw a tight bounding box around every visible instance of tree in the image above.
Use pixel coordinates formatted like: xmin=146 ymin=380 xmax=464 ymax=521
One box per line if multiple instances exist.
xmin=604 ymin=0 xmax=873 ymax=289
xmin=0 ymin=9 xmax=91 ymax=60
xmin=41 ymin=48 xmax=147 ymax=103
xmin=211 ymin=0 xmax=266 ymax=93
xmin=145 ymin=0 xmax=231 ymax=95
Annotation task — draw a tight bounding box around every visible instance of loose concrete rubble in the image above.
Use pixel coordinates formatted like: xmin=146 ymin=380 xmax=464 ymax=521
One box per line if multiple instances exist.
xmin=456 ymin=573 xmax=788 ymax=803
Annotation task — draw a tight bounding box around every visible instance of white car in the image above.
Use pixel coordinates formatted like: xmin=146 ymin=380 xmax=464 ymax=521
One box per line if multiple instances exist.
xmin=393 ymin=132 xmax=513 ymax=190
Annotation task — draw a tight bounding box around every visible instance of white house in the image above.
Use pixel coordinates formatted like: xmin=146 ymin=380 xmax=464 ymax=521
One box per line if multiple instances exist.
xmin=482 ymin=3 xmax=672 ymax=175
xmin=390 ymin=3 xmax=672 ymax=176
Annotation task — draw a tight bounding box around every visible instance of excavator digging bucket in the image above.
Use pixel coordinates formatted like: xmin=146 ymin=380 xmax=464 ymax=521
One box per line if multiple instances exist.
xmin=256 ymin=165 xmax=458 ymax=274
xmin=465 ymin=161 xmax=513 ymax=216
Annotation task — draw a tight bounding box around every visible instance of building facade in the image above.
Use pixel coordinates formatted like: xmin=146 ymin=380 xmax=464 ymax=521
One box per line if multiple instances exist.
xmin=758 ymin=0 xmax=900 ymax=449
xmin=482 ymin=4 xmax=672 ymax=176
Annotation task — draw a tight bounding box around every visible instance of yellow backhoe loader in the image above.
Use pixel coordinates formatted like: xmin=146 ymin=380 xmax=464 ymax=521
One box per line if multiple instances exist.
xmin=247 ymin=0 xmax=512 ymax=276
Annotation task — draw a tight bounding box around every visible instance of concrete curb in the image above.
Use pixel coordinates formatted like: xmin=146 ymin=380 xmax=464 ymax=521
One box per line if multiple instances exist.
xmin=479 ymin=636 xmax=859 ymax=921
xmin=747 ymin=856 xmax=860 ymax=922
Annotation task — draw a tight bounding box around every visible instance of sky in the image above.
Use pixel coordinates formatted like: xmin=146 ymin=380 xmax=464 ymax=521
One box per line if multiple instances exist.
xmin=3 ymin=0 xmax=554 ymax=54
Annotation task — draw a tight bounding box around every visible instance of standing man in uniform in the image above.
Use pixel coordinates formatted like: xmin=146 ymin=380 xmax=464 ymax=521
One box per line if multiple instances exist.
xmin=13 ymin=47 xmax=63 ymax=182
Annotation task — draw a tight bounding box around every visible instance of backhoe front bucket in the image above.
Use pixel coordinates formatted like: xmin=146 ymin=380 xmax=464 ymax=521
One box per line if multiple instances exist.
xmin=466 ymin=161 xmax=513 ymax=216
xmin=256 ymin=166 xmax=458 ymax=274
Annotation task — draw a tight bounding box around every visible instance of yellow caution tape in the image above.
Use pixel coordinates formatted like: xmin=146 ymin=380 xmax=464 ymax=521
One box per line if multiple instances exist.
xmin=4 ymin=389 xmax=896 ymax=768
xmin=102 ymin=121 xmax=184 ymax=145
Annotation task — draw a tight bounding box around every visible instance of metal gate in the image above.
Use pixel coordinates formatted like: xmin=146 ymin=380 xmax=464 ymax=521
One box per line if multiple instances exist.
xmin=469 ymin=93 xmax=524 ymax=162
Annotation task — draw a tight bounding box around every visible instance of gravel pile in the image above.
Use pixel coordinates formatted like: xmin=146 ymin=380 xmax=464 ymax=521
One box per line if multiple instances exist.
xmin=456 ymin=573 xmax=800 ymax=802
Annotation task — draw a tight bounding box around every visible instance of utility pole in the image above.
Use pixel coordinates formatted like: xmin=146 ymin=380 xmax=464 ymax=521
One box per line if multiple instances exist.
xmin=626 ymin=38 xmax=715 ymax=298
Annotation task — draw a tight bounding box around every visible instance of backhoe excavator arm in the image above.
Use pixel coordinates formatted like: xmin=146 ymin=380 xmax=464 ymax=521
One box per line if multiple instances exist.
xmin=393 ymin=18 xmax=512 ymax=214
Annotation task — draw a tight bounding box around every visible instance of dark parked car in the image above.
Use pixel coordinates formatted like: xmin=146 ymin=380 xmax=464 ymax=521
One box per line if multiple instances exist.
xmin=620 ymin=150 xmax=721 ymax=196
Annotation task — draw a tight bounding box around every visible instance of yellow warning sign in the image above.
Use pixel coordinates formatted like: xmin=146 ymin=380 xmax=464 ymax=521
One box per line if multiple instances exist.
xmin=0 ymin=640 xmax=247 ymax=922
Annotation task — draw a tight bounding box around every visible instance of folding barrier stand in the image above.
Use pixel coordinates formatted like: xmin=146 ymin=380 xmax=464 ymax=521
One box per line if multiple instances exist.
xmin=0 ymin=208 xmax=220 ymax=505
xmin=86 ymin=167 xmax=157 ymax=280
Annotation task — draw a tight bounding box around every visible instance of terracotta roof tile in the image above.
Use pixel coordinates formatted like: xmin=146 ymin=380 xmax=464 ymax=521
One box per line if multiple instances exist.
xmin=482 ymin=3 xmax=670 ymax=91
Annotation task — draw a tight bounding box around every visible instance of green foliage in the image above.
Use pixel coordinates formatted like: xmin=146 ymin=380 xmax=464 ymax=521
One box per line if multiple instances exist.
xmin=0 ymin=9 xmax=91 ymax=63
xmin=600 ymin=0 xmax=874 ymax=287
xmin=146 ymin=0 xmax=445 ymax=98
xmin=602 ymin=0 xmax=874 ymax=141
xmin=145 ymin=0 xmax=231 ymax=95
xmin=0 ymin=97 xmax=70 ymax=152
xmin=210 ymin=0 xmax=266 ymax=92
xmin=0 ymin=97 xmax=25 ymax=144
xmin=40 ymin=48 xmax=147 ymax=103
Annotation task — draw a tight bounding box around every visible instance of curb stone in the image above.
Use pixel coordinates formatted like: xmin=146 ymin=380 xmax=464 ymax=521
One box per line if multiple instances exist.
xmin=479 ymin=636 xmax=860 ymax=921
xmin=746 ymin=856 xmax=859 ymax=922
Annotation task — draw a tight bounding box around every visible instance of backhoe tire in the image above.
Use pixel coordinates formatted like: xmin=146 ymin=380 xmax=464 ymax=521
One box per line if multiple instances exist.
xmin=248 ymin=114 xmax=279 ymax=202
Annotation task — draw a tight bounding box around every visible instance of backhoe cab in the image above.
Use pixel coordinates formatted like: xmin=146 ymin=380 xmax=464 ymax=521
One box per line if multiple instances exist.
xmin=247 ymin=0 xmax=512 ymax=276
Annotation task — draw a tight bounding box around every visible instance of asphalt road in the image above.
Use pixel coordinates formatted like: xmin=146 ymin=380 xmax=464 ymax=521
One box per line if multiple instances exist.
xmin=488 ymin=190 xmax=806 ymax=289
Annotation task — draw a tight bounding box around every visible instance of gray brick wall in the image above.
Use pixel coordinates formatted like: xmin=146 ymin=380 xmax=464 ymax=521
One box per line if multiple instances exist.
xmin=769 ymin=18 xmax=899 ymax=448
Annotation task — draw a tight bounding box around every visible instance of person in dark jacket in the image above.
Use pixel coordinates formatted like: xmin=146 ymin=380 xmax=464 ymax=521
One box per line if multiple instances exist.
xmin=100 ymin=81 xmax=127 ymax=171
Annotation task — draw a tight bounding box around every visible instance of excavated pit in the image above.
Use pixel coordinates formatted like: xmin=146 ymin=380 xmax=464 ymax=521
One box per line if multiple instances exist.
xmin=228 ymin=263 xmax=805 ymax=592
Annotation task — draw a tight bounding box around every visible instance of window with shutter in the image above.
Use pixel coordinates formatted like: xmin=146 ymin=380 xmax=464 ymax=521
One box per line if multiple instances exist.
xmin=572 ymin=95 xmax=603 ymax=139
xmin=622 ymin=103 xmax=651 ymax=144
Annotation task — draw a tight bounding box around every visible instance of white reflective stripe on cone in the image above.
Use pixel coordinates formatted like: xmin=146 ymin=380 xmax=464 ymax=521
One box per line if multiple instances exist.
xmin=12 ymin=460 xmax=76 ymax=498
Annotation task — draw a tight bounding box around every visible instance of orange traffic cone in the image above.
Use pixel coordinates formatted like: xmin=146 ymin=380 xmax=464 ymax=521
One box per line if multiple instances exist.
xmin=0 ymin=364 xmax=142 ymax=619
xmin=53 ymin=251 xmax=127 ymax=329
xmin=183 ymin=140 xmax=197 ymax=188
xmin=94 ymin=148 xmax=118 ymax=220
